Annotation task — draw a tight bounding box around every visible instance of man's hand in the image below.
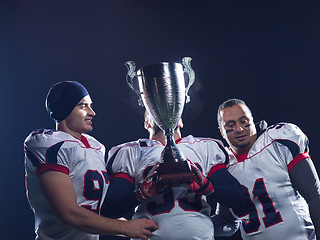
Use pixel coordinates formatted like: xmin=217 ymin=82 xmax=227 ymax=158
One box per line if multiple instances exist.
xmin=136 ymin=161 xmax=167 ymax=201
xmin=122 ymin=219 xmax=158 ymax=240
xmin=187 ymin=159 xmax=214 ymax=196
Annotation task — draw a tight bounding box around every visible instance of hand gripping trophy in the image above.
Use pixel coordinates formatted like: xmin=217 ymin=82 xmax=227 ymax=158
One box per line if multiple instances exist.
xmin=125 ymin=57 xmax=195 ymax=185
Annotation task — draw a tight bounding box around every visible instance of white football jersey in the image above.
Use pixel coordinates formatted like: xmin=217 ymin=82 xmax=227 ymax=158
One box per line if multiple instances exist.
xmin=227 ymin=123 xmax=314 ymax=240
xmin=24 ymin=129 xmax=108 ymax=240
xmin=107 ymin=135 xmax=228 ymax=240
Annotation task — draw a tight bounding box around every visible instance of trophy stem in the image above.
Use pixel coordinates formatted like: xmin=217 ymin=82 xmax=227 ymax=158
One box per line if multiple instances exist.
xmin=157 ymin=129 xmax=194 ymax=184
xmin=160 ymin=129 xmax=185 ymax=163
xmin=165 ymin=128 xmax=173 ymax=136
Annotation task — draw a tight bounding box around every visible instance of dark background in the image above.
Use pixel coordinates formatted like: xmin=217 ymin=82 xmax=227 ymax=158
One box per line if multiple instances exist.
xmin=1 ymin=1 xmax=319 ymax=239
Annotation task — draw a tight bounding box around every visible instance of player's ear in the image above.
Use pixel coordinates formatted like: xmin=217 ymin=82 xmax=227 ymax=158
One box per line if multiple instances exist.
xmin=219 ymin=126 xmax=226 ymax=139
xmin=144 ymin=120 xmax=150 ymax=130
xmin=178 ymin=119 xmax=183 ymax=128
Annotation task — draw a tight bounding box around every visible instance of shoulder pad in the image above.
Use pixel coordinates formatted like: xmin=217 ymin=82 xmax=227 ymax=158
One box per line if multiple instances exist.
xmin=266 ymin=122 xmax=306 ymax=141
xmin=24 ymin=129 xmax=66 ymax=148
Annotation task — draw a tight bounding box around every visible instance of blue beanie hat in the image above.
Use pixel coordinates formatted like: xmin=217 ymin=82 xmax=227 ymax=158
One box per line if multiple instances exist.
xmin=45 ymin=81 xmax=89 ymax=122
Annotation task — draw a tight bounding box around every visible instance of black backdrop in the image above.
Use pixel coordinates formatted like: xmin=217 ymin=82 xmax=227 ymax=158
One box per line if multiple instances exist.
xmin=1 ymin=1 xmax=319 ymax=239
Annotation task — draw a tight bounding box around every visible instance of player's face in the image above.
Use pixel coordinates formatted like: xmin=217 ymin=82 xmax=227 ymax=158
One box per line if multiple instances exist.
xmin=219 ymin=104 xmax=257 ymax=154
xmin=62 ymin=95 xmax=96 ymax=139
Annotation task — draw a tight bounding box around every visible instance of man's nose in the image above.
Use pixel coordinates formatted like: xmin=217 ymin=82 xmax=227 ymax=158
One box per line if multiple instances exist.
xmin=88 ymin=106 xmax=96 ymax=116
xmin=234 ymin=123 xmax=244 ymax=133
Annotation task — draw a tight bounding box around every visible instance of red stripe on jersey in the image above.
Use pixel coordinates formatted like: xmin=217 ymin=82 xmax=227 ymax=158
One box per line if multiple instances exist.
xmin=81 ymin=135 xmax=91 ymax=148
xmin=208 ymin=164 xmax=226 ymax=177
xmin=150 ymin=138 xmax=165 ymax=146
xmin=232 ymin=150 xmax=248 ymax=163
xmin=111 ymin=172 xmax=134 ymax=183
xmin=36 ymin=163 xmax=69 ymax=176
xmin=287 ymin=152 xmax=310 ymax=172
xmin=229 ymin=148 xmax=248 ymax=162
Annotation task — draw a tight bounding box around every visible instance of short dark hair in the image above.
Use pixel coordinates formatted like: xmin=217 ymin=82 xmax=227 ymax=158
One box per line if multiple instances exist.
xmin=217 ymin=98 xmax=251 ymax=127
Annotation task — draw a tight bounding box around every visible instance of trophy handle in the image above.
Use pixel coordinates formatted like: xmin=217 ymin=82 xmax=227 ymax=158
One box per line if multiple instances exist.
xmin=125 ymin=61 xmax=144 ymax=107
xmin=182 ymin=57 xmax=195 ymax=103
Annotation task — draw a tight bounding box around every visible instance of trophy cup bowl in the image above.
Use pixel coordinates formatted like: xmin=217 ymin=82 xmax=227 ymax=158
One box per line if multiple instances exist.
xmin=125 ymin=58 xmax=195 ymax=185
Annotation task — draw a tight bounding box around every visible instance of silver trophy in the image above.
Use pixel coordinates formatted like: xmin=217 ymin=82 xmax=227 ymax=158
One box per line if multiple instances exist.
xmin=125 ymin=57 xmax=195 ymax=184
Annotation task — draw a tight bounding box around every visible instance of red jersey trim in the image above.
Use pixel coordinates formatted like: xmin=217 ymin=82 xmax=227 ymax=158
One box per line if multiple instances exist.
xmin=287 ymin=152 xmax=310 ymax=172
xmin=36 ymin=163 xmax=69 ymax=176
xmin=231 ymin=148 xmax=249 ymax=162
xmin=208 ymin=164 xmax=226 ymax=177
xmin=81 ymin=135 xmax=91 ymax=148
xmin=150 ymin=138 xmax=165 ymax=146
xmin=149 ymin=137 xmax=183 ymax=145
xmin=111 ymin=172 xmax=134 ymax=183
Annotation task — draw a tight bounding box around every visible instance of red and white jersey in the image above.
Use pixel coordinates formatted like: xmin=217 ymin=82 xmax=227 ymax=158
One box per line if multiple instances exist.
xmin=107 ymin=135 xmax=228 ymax=240
xmin=227 ymin=123 xmax=314 ymax=240
xmin=24 ymin=129 xmax=108 ymax=240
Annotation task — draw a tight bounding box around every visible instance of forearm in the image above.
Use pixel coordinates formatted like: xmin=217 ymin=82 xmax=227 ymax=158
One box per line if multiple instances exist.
xmin=59 ymin=205 xmax=128 ymax=235
xmin=102 ymin=177 xmax=139 ymax=219
xmin=40 ymin=171 xmax=156 ymax=239
xmin=60 ymin=206 xmax=157 ymax=239
xmin=289 ymin=158 xmax=320 ymax=239
xmin=40 ymin=171 xmax=131 ymax=236
xmin=209 ymin=168 xmax=247 ymax=208
xmin=308 ymin=197 xmax=320 ymax=240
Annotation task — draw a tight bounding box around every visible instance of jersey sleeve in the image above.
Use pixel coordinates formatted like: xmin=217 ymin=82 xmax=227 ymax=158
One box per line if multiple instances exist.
xmin=202 ymin=138 xmax=247 ymax=209
xmin=106 ymin=141 xmax=140 ymax=179
xmin=205 ymin=139 xmax=229 ymax=177
xmin=267 ymin=123 xmax=310 ymax=170
xmin=24 ymin=130 xmax=72 ymax=176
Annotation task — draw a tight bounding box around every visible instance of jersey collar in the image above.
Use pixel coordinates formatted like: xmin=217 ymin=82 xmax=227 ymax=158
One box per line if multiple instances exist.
xmin=81 ymin=135 xmax=91 ymax=148
xmin=231 ymin=148 xmax=248 ymax=162
xmin=150 ymin=137 xmax=183 ymax=146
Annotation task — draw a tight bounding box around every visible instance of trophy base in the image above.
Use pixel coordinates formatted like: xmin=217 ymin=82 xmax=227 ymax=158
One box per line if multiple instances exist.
xmin=156 ymin=160 xmax=195 ymax=185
